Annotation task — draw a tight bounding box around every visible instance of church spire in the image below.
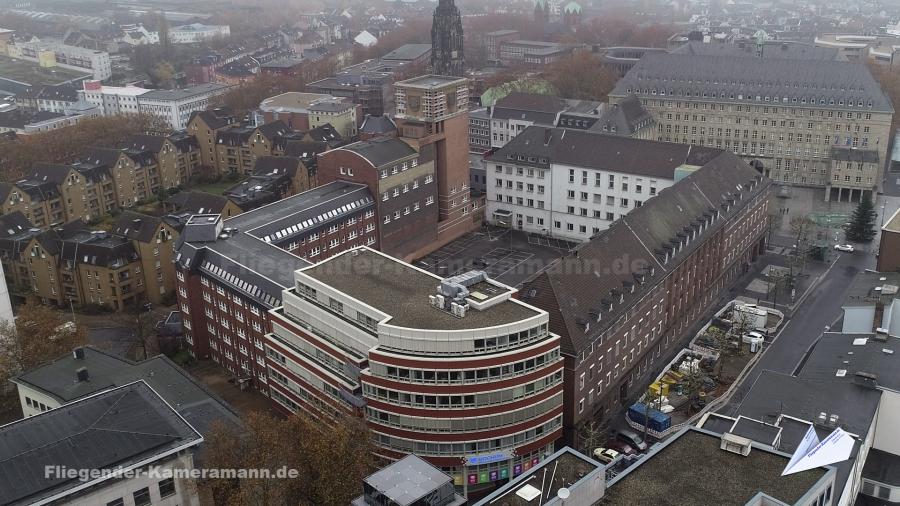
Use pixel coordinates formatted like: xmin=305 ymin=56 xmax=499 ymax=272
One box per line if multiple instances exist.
xmin=431 ymin=0 xmax=465 ymax=76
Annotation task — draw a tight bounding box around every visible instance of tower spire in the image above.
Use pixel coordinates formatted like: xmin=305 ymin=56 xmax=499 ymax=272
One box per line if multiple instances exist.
xmin=431 ymin=0 xmax=465 ymax=76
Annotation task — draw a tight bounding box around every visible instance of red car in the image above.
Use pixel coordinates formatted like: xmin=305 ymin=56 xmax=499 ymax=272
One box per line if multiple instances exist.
xmin=604 ymin=439 xmax=637 ymax=455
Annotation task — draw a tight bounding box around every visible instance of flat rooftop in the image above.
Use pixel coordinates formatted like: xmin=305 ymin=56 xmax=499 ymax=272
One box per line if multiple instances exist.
xmin=601 ymin=429 xmax=827 ymax=506
xmin=259 ymin=91 xmax=334 ymax=111
xmin=0 ymin=54 xmax=89 ymax=88
xmin=843 ymin=271 xmax=900 ymax=308
xmin=396 ymin=75 xmax=467 ymax=88
xmin=476 ymin=448 xmax=602 ymax=506
xmin=301 ymin=248 xmax=540 ymax=330
xmin=800 ymin=332 xmax=900 ymax=391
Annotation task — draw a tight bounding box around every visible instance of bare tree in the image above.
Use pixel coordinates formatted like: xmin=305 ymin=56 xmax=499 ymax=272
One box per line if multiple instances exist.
xmin=198 ymin=411 xmax=373 ymax=506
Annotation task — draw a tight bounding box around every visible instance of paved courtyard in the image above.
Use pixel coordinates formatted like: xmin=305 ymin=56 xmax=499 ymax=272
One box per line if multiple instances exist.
xmin=415 ymin=228 xmax=576 ymax=287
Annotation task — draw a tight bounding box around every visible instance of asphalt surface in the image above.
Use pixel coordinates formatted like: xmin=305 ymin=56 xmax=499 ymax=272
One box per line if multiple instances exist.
xmin=720 ymin=245 xmax=876 ymax=415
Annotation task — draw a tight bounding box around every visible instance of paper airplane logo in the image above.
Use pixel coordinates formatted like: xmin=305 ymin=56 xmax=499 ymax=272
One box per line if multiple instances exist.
xmin=782 ymin=426 xmax=854 ymax=476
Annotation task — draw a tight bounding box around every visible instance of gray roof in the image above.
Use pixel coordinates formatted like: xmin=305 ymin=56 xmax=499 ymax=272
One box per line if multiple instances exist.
xmin=843 ymin=271 xmax=900 ymax=308
xmin=336 ymin=137 xmax=417 ymax=168
xmin=175 ymin=181 xmax=374 ymax=308
xmin=112 ymin=211 xmax=165 ymax=243
xmin=0 ymin=381 xmax=203 ymax=506
xmin=520 ymin=148 xmax=768 ymax=356
xmin=138 ymin=83 xmax=230 ymax=102
xmin=491 ymin=92 xmax=566 ymax=124
xmin=590 ymin=94 xmax=655 ymax=135
xmin=799 ymin=333 xmax=900 ymax=392
xmin=601 ymin=428 xmax=828 ymax=506
xmin=489 ymin=126 xmax=721 ymax=180
xmin=301 ymin=248 xmax=540 ymax=331
xmin=673 ymin=40 xmax=842 ymax=61
xmin=359 ymin=114 xmax=397 ymax=134
xmin=611 ymin=52 xmax=893 ymax=113
xmin=166 ymin=191 xmax=232 ymax=214
xmin=12 ymin=346 xmax=240 ymax=438
xmin=358 ymin=454 xmax=459 ymax=506
xmin=381 ymin=43 xmax=432 ymax=62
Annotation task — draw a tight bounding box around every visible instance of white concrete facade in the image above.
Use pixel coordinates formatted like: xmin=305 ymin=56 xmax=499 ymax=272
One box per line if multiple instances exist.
xmin=169 ymin=24 xmax=231 ymax=44
xmin=485 ymin=159 xmax=673 ymax=242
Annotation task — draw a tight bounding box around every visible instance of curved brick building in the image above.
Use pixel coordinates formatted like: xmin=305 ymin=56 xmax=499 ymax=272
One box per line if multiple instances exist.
xmin=269 ymin=247 xmax=563 ymax=494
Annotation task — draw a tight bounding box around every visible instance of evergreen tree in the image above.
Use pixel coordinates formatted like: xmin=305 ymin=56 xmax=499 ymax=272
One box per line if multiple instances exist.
xmin=845 ymin=193 xmax=878 ymax=243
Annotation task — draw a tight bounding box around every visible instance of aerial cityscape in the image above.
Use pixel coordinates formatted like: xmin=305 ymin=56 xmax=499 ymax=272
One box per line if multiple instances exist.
xmin=1 ymin=0 xmax=900 ymax=505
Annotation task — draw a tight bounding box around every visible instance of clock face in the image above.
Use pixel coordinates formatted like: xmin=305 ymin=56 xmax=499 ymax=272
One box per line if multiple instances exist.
xmin=409 ymin=96 xmax=420 ymax=112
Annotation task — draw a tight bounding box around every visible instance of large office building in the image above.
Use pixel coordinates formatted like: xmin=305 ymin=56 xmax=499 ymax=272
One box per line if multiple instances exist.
xmin=485 ymin=126 xmax=732 ymax=242
xmin=137 ymin=83 xmax=231 ymax=130
xmin=610 ymin=46 xmax=894 ymax=201
xmin=269 ymin=247 xmax=563 ymax=495
xmin=174 ymin=181 xmax=377 ymax=383
xmin=520 ymin=155 xmax=771 ymax=443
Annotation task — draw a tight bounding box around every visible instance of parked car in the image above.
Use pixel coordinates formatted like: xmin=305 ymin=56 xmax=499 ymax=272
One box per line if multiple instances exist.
xmin=604 ymin=439 xmax=636 ymax=456
xmin=616 ymin=429 xmax=649 ymax=452
xmin=592 ymin=447 xmax=621 ymax=464
xmin=834 ymin=244 xmax=855 ymax=252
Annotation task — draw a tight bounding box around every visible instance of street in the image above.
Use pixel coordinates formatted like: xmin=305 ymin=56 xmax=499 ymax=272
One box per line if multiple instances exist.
xmin=720 ymin=242 xmax=877 ymax=415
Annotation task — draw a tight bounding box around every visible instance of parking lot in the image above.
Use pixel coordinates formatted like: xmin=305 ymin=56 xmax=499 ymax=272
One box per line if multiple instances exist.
xmin=415 ymin=228 xmax=576 ymax=287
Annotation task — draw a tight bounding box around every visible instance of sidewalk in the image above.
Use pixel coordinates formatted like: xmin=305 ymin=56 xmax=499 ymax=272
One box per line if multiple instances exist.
xmin=731 ymin=251 xmax=832 ymax=315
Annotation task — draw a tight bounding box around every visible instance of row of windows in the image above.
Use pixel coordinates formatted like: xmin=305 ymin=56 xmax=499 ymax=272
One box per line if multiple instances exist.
xmin=373 ymin=416 xmax=562 ymax=456
xmin=630 ymin=88 xmax=878 ymax=109
xmin=372 ymin=348 xmax=560 ymax=384
xmin=366 ymin=392 xmax=562 ymax=434
xmin=363 ymin=369 xmax=562 ymax=409
xmin=104 ymin=478 xmax=175 ymax=506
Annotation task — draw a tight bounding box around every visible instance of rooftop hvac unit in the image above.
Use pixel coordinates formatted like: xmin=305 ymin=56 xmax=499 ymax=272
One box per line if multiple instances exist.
xmin=429 ymin=295 xmax=438 ymax=307
xmin=434 ymin=294 xmax=445 ymax=308
xmin=720 ymin=432 xmax=752 ymax=456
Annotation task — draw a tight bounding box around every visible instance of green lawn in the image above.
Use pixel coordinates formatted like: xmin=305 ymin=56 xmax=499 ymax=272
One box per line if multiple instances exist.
xmin=191 ymin=179 xmax=242 ymax=196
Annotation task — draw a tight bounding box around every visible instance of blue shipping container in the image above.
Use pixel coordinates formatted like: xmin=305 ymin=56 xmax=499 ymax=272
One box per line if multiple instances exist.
xmin=628 ymin=403 xmax=672 ymax=432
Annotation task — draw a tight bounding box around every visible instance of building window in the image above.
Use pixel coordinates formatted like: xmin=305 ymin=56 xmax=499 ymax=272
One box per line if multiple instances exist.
xmin=132 ymin=488 xmax=151 ymax=506
xmin=158 ymin=478 xmax=176 ymax=498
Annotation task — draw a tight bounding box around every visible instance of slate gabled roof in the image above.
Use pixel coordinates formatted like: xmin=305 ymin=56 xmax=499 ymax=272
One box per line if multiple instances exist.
xmin=489 ymin=126 xmax=720 ymax=179
xmin=166 ymin=191 xmax=232 ymax=215
xmin=256 ymin=120 xmax=290 ymax=141
xmin=29 ymin=163 xmax=74 ymax=185
xmin=612 ymin=52 xmax=893 ymax=113
xmin=253 ymin=155 xmax=301 ymax=177
xmin=112 ymin=211 xmax=164 ymax=243
xmin=0 ymin=381 xmax=203 ymax=506
xmin=521 ymin=151 xmax=770 ymax=356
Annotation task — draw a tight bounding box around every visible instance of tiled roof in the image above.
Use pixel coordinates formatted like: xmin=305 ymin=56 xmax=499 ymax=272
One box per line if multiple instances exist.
xmin=489 ymin=126 xmax=721 ymax=179
xmin=0 ymin=381 xmax=203 ymax=506
xmin=336 ymin=137 xmax=416 ymax=167
xmin=521 ymin=152 xmax=770 ymax=355
xmin=611 ymin=52 xmax=893 ymax=113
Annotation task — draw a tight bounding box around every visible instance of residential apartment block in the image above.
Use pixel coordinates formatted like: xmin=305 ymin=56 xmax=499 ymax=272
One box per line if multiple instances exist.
xmin=610 ymin=49 xmax=894 ymax=201
xmin=225 ymin=155 xmax=317 ymax=211
xmin=0 ymin=209 xmax=178 ymax=309
xmin=488 ymin=92 xmax=604 ymax=150
xmin=486 ymin=126 xmax=728 ymax=241
xmin=269 ymin=247 xmax=563 ymax=495
xmin=520 ymin=156 xmax=771 ymax=443
xmin=137 ymin=83 xmax=232 ymax=130
xmin=7 ymin=38 xmax=111 ymax=80
xmin=0 ymin=131 xmax=193 ymax=230
xmin=78 ymin=81 xmax=230 ymax=128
